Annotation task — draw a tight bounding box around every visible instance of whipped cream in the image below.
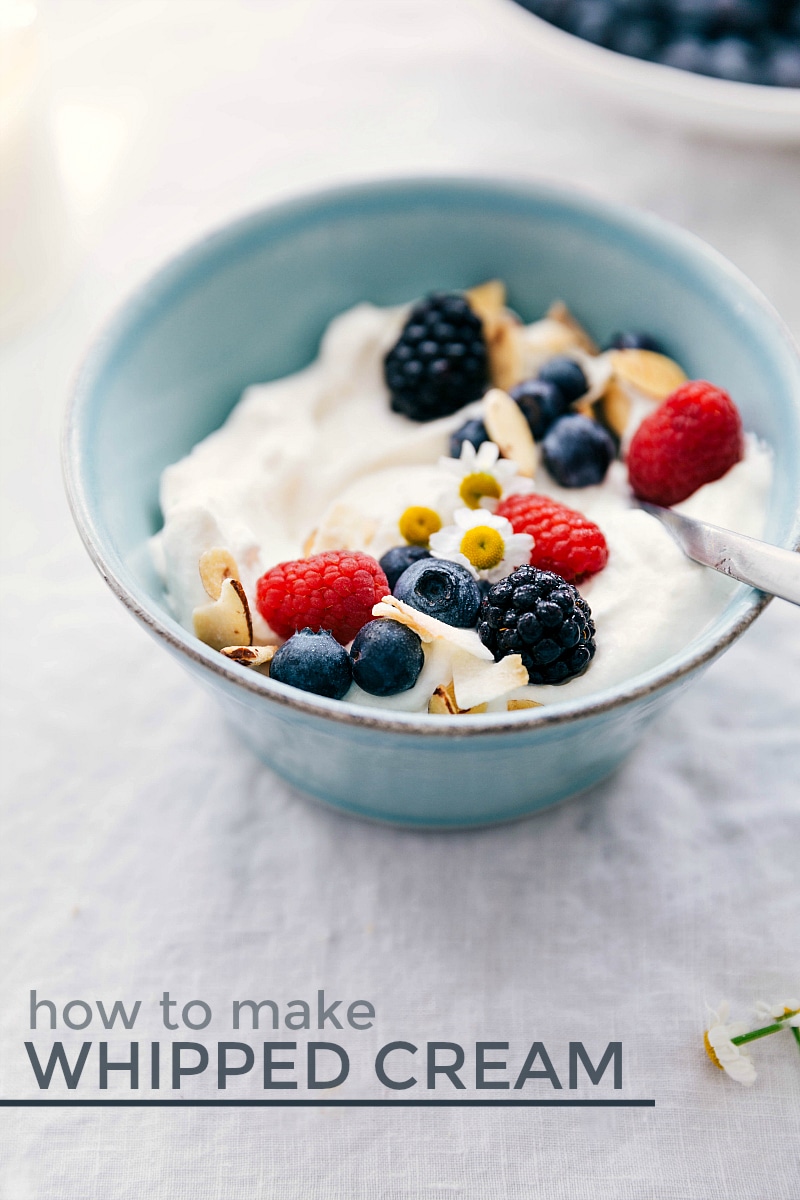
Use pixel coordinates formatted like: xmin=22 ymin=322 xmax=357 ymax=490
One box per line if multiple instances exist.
xmin=152 ymin=302 xmax=773 ymax=711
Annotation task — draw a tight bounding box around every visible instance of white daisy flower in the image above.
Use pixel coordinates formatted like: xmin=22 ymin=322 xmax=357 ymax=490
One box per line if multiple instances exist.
xmin=429 ymin=508 xmax=534 ymax=583
xmin=753 ymin=999 xmax=800 ymax=1026
xmin=703 ymin=1001 xmax=757 ymax=1086
xmin=438 ymin=440 xmax=532 ymax=512
xmin=396 ymin=504 xmax=446 ymax=548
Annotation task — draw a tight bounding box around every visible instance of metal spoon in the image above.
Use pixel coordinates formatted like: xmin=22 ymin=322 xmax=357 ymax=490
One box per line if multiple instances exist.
xmin=638 ymin=502 xmax=800 ymax=607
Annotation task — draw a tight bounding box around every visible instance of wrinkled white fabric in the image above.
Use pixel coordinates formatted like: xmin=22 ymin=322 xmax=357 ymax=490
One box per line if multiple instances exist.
xmin=0 ymin=1 xmax=798 ymax=1197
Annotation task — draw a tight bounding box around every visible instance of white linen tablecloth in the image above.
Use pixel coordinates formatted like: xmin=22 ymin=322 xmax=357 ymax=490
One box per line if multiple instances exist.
xmin=1 ymin=2 xmax=798 ymax=1196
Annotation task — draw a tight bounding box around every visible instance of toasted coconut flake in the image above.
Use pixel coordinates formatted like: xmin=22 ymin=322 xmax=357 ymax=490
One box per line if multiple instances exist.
xmin=451 ymin=649 xmax=528 ymax=710
xmin=488 ymin=318 xmax=525 ymax=392
xmin=193 ymin=577 xmax=253 ymax=651
xmin=546 ymin=301 xmax=599 ymax=354
xmin=610 ymin=349 xmax=686 ymax=399
xmin=198 ymin=548 xmax=239 ymax=601
xmin=507 ymin=698 xmax=543 ymax=711
xmin=428 ymin=681 xmax=488 ymax=716
xmin=221 ymin=644 xmax=275 ymax=673
xmin=483 ymin=388 xmax=539 ymax=477
xmin=373 ymin=595 xmax=494 ymax=660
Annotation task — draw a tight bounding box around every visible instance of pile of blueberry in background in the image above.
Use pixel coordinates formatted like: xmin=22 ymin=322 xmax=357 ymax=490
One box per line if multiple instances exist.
xmin=512 ymin=0 xmax=800 ymax=87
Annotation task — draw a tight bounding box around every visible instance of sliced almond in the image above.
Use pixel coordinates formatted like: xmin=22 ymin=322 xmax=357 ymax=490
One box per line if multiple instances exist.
xmin=428 ymin=681 xmax=488 ymax=716
xmin=595 ymin=378 xmax=631 ymax=439
xmin=193 ymin=578 xmax=253 ymax=652
xmin=428 ymin=685 xmax=455 ymax=714
xmin=198 ymin=548 xmax=239 ymax=601
xmin=220 ymin=644 xmax=275 ymax=673
xmin=487 ymin=317 xmax=524 ymax=392
xmin=467 ymin=279 xmax=524 ymax=391
xmin=546 ymin=301 xmax=599 ymax=355
xmin=610 ymin=349 xmax=686 ymax=399
xmin=466 ymin=279 xmax=507 ymax=321
xmin=507 ymin=698 xmax=543 ymax=711
xmin=483 ymin=387 xmax=539 ymax=477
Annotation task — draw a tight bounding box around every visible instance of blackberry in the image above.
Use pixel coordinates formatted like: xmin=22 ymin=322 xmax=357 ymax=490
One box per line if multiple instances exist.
xmin=477 ymin=566 xmax=596 ymax=686
xmin=384 ymin=292 xmax=489 ymax=422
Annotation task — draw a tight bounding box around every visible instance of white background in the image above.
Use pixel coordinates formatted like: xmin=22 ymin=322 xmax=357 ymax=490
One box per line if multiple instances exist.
xmin=1 ymin=1 xmax=799 ymax=1196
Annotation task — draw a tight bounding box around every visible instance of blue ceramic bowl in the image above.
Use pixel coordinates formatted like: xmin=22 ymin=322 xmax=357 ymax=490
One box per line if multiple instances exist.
xmin=64 ymin=178 xmax=800 ymax=827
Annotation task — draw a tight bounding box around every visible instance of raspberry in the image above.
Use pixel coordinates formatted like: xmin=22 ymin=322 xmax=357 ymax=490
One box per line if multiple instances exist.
xmin=256 ymin=551 xmax=389 ymax=645
xmin=627 ymin=381 xmax=743 ymax=507
xmin=496 ymin=494 xmax=609 ymax=583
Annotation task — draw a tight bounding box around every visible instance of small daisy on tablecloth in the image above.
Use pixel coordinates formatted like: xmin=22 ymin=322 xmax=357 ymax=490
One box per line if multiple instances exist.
xmin=704 ymin=1001 xmax=757 ymax=1086
xmin=753 ymin=998 xmax=800 ymax=1025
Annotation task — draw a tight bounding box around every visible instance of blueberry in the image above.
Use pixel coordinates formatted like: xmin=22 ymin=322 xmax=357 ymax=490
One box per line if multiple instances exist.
xmin=542 ymin=414 xmax=616 ymax=488
xmin=537 ymin=356 xmax=589 ymax=404
xmin=510 ymin=378 xmax=570 ymax=441
xmin=350 ymin=619 xmax=424 ymax=696
xmin=710 ymin=0 xmax=765 ymax=36
xmin=609 ymin=17 xmax=664 ymax=59
xmin=658 ymin=35 xmax=715 ymax=74
xmin=766 ymin=42 xmax=800 ymax=88
xmin=534 ymin=0 xmax=571 ymax=24
xmin=607 ymin=330 xmax=666 ymax=352
xmin=450 ymin=418 xmax=489 ymax=458
xmin=612 ymin=0 xmax=660 ymax=17
xmin=394 ymin=559 xmax=482 ymax=628
xmin=567 ymin=0 xmax=616 ymax=45
xmin=667 ymin=0 xmax=718 ymax=35
xmin=270 ymin=628 xmax=352 ymax=699
xmin=518 ymin=0 xmax=570 ymax=23
xmin=706 ymin=35 xmax=760 ymax=82
xmin=379 ymin=545 xmax=432 ymax=592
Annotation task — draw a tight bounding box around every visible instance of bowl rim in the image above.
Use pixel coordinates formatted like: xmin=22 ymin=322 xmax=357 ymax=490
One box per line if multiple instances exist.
xmin=63 ymin=174 xmax=800 ymax=739
xmin=484 ymin=0 xmax=800 ymax=120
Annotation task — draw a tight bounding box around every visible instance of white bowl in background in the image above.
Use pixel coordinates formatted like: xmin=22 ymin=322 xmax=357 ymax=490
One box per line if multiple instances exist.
xmin=477 ymin=0 xmax=800 ymax=142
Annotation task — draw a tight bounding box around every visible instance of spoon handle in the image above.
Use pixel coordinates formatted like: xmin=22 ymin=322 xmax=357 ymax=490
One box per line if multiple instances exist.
xmin=639 ymin=502 xmax=800 ymax=607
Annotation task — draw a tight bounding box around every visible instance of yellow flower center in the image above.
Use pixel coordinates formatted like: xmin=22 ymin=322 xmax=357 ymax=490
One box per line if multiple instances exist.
xmin=459 ymin=471 xmax=502 ymax=510
xmin=460 ymin=526 xmax=505 ymax=571
xmin=703 ymin=1031 xmax=723 ymax=1070
xmin=399 ymin=506 xmax=442 ymax=547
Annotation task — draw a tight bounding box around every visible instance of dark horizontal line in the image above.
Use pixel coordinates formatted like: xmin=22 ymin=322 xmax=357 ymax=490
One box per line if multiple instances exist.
xmin=0 ymin=1098 xmax=654 ymax=1108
